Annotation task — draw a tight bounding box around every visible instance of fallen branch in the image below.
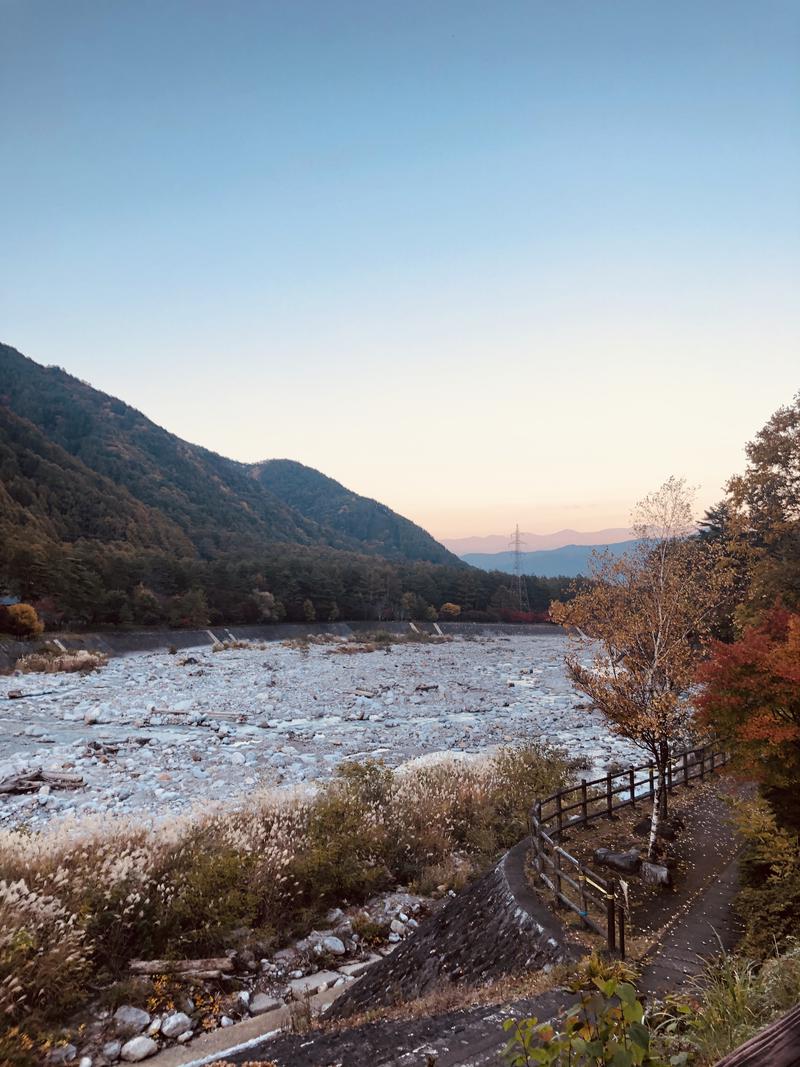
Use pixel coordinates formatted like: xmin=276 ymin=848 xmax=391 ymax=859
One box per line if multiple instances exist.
xmin=0 ymin=768 xmax=84 ymax=794
xmin=128 ymin=957 xmax=235 ymax=978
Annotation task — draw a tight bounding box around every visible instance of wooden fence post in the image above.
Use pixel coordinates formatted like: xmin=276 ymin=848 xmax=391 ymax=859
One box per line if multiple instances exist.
xmin=606 ymin=773 xmax=613 ymax=819
xmin=618 ymin=897 xmax=626 ymax=959
xmin=581 ymin=779 xmax=588 ymax=824
xmin=555 ymin=791 xmax=563 ymax=837
xmin=629 ymin=767 xmax=636 ymax=807
xmin=649 ymin=762 xmax=655 ymax=798
xmin=699 ymin=746 xmax=706 ymax=780
xmin=554 ymin=849 xmax=562 ymax=904
xmin=606 ymin=889 xmax=616 ymax=954
xmin=683 ymin=751 xmax=689 ymax=786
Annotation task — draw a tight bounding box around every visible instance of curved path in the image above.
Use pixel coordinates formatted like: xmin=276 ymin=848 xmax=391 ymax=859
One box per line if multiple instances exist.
xmin=206 ymin=783 xmax=746 ymax=1066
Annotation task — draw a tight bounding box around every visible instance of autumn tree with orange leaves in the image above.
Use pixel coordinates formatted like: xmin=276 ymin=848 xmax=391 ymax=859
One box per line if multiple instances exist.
xmin=551 ymin=477 xmax=734 ymax=859
xmin=697 ymin=605 xmax=800 ymax=827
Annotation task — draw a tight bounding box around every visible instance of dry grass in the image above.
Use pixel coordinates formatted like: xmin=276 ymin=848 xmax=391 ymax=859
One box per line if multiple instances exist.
xmin=15 ymin=649 xmax=108 ymax=674
xmin=321 ymin=965 xmax=571 ymax=1033
xmin=0 ymin=742 xmax=572 ymax=1040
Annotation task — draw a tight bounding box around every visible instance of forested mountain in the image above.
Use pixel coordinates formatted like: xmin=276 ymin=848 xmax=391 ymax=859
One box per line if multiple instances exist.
xmin=1 ymin=342 xmax=559 ymax=628
xmin=0 ymin=343 xmax=456 ymax=563
xmin=250 ymin=459 xmax=456 ymax=564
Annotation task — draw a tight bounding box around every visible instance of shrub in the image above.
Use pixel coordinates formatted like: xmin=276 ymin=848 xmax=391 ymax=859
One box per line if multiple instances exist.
xmin=0 ymin=880 xmax=90 ymax=1023
xmin=16 ymin=649 xmax=108 ymax=674
xmin=0 ymin=743 xmax=571 ymax=1030
xmin=652 ymin=945 xmax=800 ymax=1065
xmin=734 ymin=796 xmax=800 ymax=959
xmin=1 ymin=604 xmax=44 ymax=638
xmin=505 ymin=976 xmax=668 ymax=1066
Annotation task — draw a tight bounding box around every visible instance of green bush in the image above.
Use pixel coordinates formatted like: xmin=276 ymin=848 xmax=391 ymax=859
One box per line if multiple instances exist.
xmin=734 ymin=797 xmax=800 ymax=959
xmin=505 ymin=977 xmax=669 ymax=1066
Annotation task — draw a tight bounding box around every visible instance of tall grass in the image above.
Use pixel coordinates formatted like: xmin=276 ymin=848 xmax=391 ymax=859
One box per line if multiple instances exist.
xmin=0 ymin=742 xmax=571 ymax=1035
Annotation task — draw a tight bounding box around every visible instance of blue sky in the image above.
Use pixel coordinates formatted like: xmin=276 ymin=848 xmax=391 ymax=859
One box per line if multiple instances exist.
xmin=1 ymin=1 xmax=798 ymax=537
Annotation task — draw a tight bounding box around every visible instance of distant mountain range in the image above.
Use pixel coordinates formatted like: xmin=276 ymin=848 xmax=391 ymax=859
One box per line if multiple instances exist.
xmin=462 ymin=540 xmax=640 ymax=578
xmin=0 ymin=342 xmax=459 ymax=569
xmin=442 ymin=528 xmax=633 ymax=555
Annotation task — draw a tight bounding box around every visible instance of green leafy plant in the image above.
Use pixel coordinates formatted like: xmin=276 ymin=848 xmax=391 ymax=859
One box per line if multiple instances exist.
xmin=504 ymin=977 xmax=674 ymax=1066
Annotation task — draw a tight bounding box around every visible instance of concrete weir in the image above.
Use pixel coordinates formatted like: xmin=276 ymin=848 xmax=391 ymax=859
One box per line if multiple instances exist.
xmin=0 ymin=620 xmax=559 ymax=670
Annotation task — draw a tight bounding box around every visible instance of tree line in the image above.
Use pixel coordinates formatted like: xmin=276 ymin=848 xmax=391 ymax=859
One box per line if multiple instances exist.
xmin=0 ymin=535 xmax=573 ymax=631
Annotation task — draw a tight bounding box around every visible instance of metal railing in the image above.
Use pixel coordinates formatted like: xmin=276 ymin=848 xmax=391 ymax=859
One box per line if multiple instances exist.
xmin=529 ymin=743 xmax=729 ymax=955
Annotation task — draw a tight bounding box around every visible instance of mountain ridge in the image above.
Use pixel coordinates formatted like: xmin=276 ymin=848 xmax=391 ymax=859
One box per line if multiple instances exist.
xmin=462 ymin=539 xmax=640 ymax=578
xmin=0 ymin=342 xmax=458 ymax=567
xmin=444 ymin=528 xmax=633 ymax=555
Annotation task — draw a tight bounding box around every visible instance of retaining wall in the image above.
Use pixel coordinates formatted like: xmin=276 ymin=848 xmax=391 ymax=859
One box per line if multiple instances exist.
xmin=0 ymin=621 xmax=560 ymax=670
xmin=329 ymin=838 xmax=583 ymax=1020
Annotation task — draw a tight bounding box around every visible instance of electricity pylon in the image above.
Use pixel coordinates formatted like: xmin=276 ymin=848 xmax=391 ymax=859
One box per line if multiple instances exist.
xmin=509 ymin=524 xmax=530 ymax=612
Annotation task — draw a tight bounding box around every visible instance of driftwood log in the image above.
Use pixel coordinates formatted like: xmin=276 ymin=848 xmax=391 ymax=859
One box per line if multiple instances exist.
xmin=0 ymin=768 xmax=83 ymax=794
xmin=128 ymin=957 xmax=235 ymax=979
xmin=714 ymin=1001 xmax=800 ymax=1066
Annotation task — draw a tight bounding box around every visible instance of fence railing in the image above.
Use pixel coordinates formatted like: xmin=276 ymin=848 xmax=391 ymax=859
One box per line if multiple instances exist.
xmin=529 ymin=743 xmax=729 ymax=955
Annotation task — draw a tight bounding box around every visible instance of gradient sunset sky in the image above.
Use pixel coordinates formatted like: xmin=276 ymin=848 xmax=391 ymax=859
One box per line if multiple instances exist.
xmin=1 ymin=1 xmax=798 ymax=539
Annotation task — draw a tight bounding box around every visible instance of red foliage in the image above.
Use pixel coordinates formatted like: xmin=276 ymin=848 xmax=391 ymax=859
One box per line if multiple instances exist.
xmin=696 ymin=605 xmax=800 ymax=789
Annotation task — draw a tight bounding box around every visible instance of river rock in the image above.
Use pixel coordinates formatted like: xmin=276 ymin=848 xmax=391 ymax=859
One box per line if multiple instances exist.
xmin=47 ymin=1045 xmax=77 ymax=1064
xmin=113 ymin=1006 xmax=150 ymax=1036
xmin=160 ymin=1012 xmax=191 ymax=1039
xmin=120 ymin=1036 xmax=157 ymax=1062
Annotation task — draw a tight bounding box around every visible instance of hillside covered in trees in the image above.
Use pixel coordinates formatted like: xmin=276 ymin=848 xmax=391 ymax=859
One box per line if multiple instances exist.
xmin=0 ymin=343 xmax=569 ymax=628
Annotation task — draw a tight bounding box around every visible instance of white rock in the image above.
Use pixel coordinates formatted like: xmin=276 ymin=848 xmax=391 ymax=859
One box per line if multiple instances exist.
xmin=249 ymin=992 xmax=282 ymax=1015
xmin=321 ymin=935 xmax=346 ymax=955
xmin=113 ymin=1005 xmax=150 ymax=1036
xmin=160 ymin=1011 xmax=191 ymax=1039
xmin=101 ymin=1041 xmax=122 ymax=1061
xmin=120 ymin=1036 xmax=157 ymax=1062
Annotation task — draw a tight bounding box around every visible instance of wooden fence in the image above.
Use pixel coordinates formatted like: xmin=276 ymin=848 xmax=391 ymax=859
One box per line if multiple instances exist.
xmin=529 ymin=743 xmax=729 ymax=955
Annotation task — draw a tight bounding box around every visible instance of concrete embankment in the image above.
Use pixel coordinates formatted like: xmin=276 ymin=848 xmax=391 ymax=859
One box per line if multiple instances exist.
xmin=330 ymin=837 xmax=582 ymax=1019
xmin=207 ymin=839 xmax=582 ymax=1066
xmin=0 ymin=620 xmax=560 ymax=669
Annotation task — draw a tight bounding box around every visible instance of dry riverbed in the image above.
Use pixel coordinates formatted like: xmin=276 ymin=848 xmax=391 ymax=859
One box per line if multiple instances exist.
xmin=0 ymin=632 xmax=639 ymax=828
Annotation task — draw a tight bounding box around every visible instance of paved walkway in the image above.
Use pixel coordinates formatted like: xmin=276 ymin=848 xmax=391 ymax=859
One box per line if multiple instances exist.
xmin=634 ymin=781 xmax=746 ymax=997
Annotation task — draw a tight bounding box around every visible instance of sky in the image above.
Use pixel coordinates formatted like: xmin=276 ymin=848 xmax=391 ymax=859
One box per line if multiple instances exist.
xmin=1 ymin=1 xmax=798 ymax=540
